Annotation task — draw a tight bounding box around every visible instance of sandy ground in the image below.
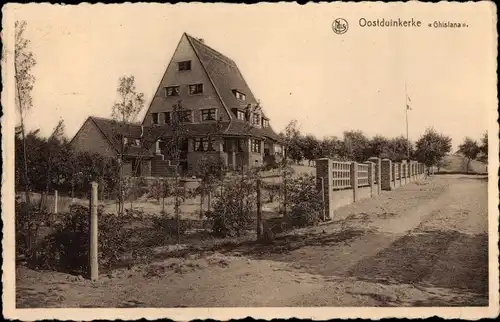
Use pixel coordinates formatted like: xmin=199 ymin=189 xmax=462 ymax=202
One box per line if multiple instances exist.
xmin=16 ymin=174 xmax=488 ymax=307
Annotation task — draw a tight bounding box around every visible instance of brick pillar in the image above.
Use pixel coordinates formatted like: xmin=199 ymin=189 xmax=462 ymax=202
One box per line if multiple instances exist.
xmin=315 ymin=158 xmax=334 ymax=219
xmin=391 ymin=162 xmax=396 ymax=187
xmin=408 ymin=161 xmax=413 ymax=181
xmin=399 ymin=162 xmax=403 ymax=186
xmin=402 ymin=160 xmax=408 ymax=184
xmin=351 ymin=162 xmax=358 ymax=202
xmin=368 ymin=157 xmax=381 ymax=194
xmin=365 ymin=161 xmax=375 ymax=197
xmin=381 ymin=159 xmax=393 ymax=191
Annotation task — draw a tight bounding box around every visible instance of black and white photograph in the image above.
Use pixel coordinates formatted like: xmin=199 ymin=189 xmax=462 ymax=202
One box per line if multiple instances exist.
xmin=2 ymin=2 xmax=498 ymax=320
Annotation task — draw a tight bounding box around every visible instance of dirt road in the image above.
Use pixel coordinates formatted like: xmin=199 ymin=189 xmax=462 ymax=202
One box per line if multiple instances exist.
xmin=16 ymin=174 xmax=489 ymax=307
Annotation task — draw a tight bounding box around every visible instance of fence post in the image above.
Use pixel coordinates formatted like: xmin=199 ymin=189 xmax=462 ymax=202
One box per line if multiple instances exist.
xmin=368 ymin=157 xmax=381 ymax=194
xmin=381 ymin=159 xmax=393 ymax=191
xmin=54 ymin=190 xmax=58 ymax=214
xmin=90 ymin=181 xmax=99 ymax=281
xmin=351 ymin=162 xmax=358 ymax=202
xmin=315 ymin=158 xmax=333 ymax=220
xmin=256 ymin=178 xmax=263 ymax=241
xmin=365 ymin=161 xmax=375 ymax=197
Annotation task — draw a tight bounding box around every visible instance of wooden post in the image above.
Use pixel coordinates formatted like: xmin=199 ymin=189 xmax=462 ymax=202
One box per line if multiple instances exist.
xmin=90 ymin=182 xmax=99 ymax=281
xmin=54 ymin=190 xmax=58 ymax=214
xmin=256 ymin=178 xmax=263 ymax=240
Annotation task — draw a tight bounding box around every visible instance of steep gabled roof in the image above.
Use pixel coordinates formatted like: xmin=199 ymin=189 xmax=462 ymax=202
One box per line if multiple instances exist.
xmin=87 ymin=116 xmax=153 ymax=157
xmin=184 ymin=33 xmax=280 ymax=140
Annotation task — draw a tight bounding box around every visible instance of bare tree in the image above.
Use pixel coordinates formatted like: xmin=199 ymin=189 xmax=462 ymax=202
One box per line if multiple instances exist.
xmin=111 ymin=75 xmax=145 ymax=214
xmin=15 ymin=21 xmax=37 ymax=202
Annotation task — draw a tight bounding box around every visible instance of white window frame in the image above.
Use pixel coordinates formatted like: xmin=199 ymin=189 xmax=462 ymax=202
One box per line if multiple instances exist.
xmin=165 ymin=86 xmax=180 ymax=97
xmin=188 ymin=83 xmax=204 ymax=95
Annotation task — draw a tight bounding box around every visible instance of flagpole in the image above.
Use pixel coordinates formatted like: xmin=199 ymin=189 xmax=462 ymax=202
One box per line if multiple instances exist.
xmin=405 ymin=81 xmax=410 ymax=160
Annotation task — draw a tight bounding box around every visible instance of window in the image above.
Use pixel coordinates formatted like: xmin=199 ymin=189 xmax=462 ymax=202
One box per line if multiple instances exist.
xmin=165 ymin=86 xmax=180 ymax=97
xmin=163 ymin=112 xmax=171 ymax=124
xmin=237 ymin=139 xmax=245 ymax=152
xmin=134 ymin=139 xmax=141 ymax=147
xmin=233 ymin=90 xmax=246 ymax=101
xmin=252 ymin=113 xmax=261 ymax=126
xmin=152 ymin=113 xmax=159 ymax=125
xmin=189 ymin=84 xmax=203 ymax=95
xmin=262 ymin=118 xmax=269 ymax=128
xmin=251 ymin=139 xmax=261 ymax=153
xmin=201 ymin=108 xmax=216 ymax=121
xmin=193 ymin=137 xmax=215 ymax=152
xmin=178 ymin=61 xmax=191 ymax=71
xmin=123 ymin=137 xmax=128 ymax=145
xmin=236 ymin=110 xmax=245 ymax=121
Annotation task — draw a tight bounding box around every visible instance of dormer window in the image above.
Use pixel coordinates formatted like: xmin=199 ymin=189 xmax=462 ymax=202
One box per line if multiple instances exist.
xmin=201 ymin=108 xmax=217 ymax=121
xmin=232 ymin=108 xmax=246 ymax=121
xmin=232 ymin=89 xmax=246 ymax=101
xmin=189 ymin=84 xmax=203 ymax=95
xmin=262 ymin=118 xmax=269 ymax=128
xmin=252 ymin=113 xmax=261 ymax=126
xmin=178 ymin=61 xmax=191 ymax=71
xmin=165 ymin=86 xmax=180 ymax=97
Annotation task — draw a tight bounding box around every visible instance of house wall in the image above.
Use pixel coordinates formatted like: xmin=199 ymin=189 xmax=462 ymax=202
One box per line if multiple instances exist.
xmin=143 ymin=34 xmax=230 ymax=126
xmin=70 ymin=118 xmax=116 ymax=158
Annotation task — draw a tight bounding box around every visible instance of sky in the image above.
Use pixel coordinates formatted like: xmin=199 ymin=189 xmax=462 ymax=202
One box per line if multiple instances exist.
xmin=4 ymin=2 xmax=497 ymax=151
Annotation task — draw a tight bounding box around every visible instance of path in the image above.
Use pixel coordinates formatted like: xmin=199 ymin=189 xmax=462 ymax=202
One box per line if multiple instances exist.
xmin=16 ymin=175 xmax=489 ymax=307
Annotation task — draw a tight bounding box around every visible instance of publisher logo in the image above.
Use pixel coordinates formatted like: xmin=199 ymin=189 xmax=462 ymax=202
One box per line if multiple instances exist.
xmin=332 ymin=18 xmax=349 ymax=34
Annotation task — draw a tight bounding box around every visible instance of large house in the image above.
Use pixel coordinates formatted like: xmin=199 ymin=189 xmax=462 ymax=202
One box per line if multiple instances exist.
xmin=71 ymin=33 xmax=282 ymax=177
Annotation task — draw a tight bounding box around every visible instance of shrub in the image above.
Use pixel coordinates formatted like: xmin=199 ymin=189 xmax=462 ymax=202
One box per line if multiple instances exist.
xmin=207 ymin=176 xmax=256 ymax=237
xmin=15 ymin=200 xmax=55 ymax=264
xmin=18 ymin=204 xmax=157 ymax=275
xmin=263 ymin=182 xmax=281 ymax=203
xmin=286 ymin=173 xmax=324 ymax=227
xmin=150 ymin=212 xmax=190 ymax=243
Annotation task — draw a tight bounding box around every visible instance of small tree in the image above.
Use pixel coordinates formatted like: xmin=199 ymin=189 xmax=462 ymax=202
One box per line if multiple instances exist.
xmin=193 ymin=155 xmax=226 ymax=218
xmin=478 ymin=132 xmax=488 ymax=163
xmin=150 ymin=178 xmax=171 ymax=213
xmin=111 ymin=75 xmax=145 ymax=214
xmin=415 ymin=127 xmax=452 ymax=168
xmin=343 ymin=130 xmax=370 ymax=162
xmin=458 ymin=137 xmax=480 ymax=173
xmin=15 ymin=21 xmax=37 ymax=201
